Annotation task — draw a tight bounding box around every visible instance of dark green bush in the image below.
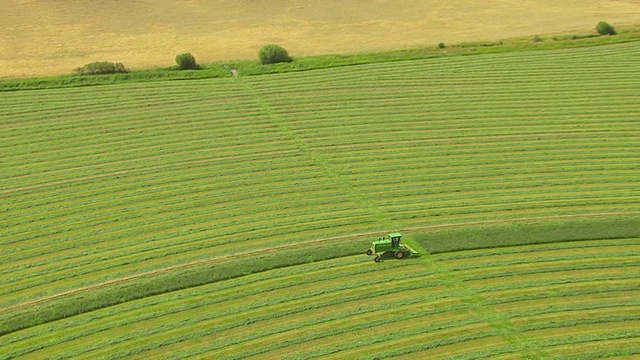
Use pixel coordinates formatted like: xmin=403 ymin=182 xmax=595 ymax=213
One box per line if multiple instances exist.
xmin=175 ymin=52 xmax=201 ymax=70
xmin=73 ymin=61 xmax=128 ymax=75
xmin=258 ymin=44 xmax=293 ymax=65
xmin=596 ymin=21 xmax=616 ymax=36
xmin=438 ymin=42 xmax=446 ymax=49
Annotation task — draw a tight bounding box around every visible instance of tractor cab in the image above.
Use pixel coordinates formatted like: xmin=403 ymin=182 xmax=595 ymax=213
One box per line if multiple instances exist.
xmin=366 ymin=232 xmax=418 ymax=262
xmin=389 ymin=232 xmax=402 ymax=247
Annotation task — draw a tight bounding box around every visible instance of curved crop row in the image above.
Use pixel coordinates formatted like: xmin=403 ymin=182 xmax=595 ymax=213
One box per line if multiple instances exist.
xmin=2 ymin=238 xmax=637 ymax=359
xmin=1 ymin=42 xmax=639 ymax=348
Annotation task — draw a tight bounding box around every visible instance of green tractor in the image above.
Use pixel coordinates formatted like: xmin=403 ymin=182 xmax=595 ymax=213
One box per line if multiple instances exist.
xmin=366 ymin=232 xmax=419 ymax=262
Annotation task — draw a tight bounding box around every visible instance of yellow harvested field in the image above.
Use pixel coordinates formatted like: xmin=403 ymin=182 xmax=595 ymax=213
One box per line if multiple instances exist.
xmin=1 ymin=0 xmax=640 ymax=78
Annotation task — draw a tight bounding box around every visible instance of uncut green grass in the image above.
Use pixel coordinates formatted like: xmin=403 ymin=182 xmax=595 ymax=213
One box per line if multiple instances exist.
xmin=1 ymin=42 xmax=639 ymax=337
xmin=2 ymin=239 xmax=637 ymax=359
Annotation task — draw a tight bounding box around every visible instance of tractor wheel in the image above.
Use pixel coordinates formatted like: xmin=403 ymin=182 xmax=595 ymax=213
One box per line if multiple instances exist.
xmin=366 ymin=249 xmax=373 ymax=256
xmin=374 ymin=255 xmax=382 ymax=263
xmin=394 ymin=250 xmax=405 ymax=259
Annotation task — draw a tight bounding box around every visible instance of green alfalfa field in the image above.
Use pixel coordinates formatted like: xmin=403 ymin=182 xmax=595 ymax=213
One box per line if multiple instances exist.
xmin=1 ymin=41 xmax=640 ymax=358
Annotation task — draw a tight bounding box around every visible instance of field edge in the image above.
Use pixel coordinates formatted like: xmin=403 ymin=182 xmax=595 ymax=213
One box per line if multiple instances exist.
xmin=1 ymin=24 xmax=639 ymax=91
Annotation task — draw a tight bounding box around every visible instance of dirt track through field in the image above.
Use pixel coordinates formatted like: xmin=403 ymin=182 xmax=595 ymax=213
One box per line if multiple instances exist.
xmin=2 ymin=211 xmax=636 ymax=315
xmin=2 ymin=0 xmax=640 ymax=78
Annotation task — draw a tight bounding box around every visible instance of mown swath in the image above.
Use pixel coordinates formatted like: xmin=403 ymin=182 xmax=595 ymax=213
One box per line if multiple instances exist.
xmin=2 ymin=239 xmax=637 ymax=359
xmin=1 ymin=42 xmax=639 ymax=357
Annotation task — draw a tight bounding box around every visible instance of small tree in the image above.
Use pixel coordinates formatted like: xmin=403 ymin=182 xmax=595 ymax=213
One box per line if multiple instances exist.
xmin=438 ymin=42 xmax=446 ymax=49
xmin=596 ymin=21 xmax=616 ymax=36
xmin=175 ymin=53 xmax=200 ymax=70
xmin=258 ymin=44 xmax=292 ymax=65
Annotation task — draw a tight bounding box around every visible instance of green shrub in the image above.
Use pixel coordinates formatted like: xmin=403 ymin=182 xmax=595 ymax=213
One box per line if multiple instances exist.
xmin=596 ymin=21 xmax=616 ymax=36
xmin=258 ymin=44 xmax=293 ymax=65
xmin=438 ymin=42 xmax=446 ymax=49
xmin=72 ymin=61 xmax=128 ymax=75
xmin=175 ymin=53 xmax=201 ymax=70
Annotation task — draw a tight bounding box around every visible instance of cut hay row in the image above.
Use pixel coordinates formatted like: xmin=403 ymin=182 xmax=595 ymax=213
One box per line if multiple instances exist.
xmin=1 ymin=239 xmax=637 ymax=359
xmin=1 ymin=42 xmax=639 ymax=352
xmin=1 ymin=259 xmax=435 ymax=358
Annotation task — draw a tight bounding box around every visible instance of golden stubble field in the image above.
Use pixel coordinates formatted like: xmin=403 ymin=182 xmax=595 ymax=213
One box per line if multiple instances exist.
xmin=1 ymin=0 xmax=640 ymax=78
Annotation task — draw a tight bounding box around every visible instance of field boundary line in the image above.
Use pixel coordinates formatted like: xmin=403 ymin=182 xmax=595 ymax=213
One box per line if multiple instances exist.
xmin=234 ymin=79 xmax=550 ymax=356
xmin=238 ymin=78 xmax=396 ymax=229
xmin=404 ymin=240 xmax=550 ymax=358
xmin=2 ymin=211 xmax=638 ymax=315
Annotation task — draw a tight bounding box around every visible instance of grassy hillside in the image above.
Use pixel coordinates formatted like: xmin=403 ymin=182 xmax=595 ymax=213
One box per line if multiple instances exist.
xmin=2 ymin=0 xmax=640 ymax=78
xmin=1 ymin=42 xmax=639 ymax=357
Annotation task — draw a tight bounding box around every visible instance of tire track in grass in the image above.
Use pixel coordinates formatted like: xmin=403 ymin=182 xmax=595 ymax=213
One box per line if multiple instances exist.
xmin=1 ymin=211 xmax=635 ymax=317
xmin=0 ymin=233 xmax=366 ymax=316
xmin=238 ymin=78 xmax=394 ymax=230
xmin=238 ymin=77 xmax=548 ymax=359
xmin=417 ymin=252 xmax=550 ymax=359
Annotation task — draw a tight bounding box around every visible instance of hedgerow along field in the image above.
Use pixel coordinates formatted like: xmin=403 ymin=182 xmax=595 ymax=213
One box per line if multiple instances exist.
xmin=3 ymin=0 xmax=640 ymax=78
xmin=1 ymin=41 xmax=639 ymax=357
